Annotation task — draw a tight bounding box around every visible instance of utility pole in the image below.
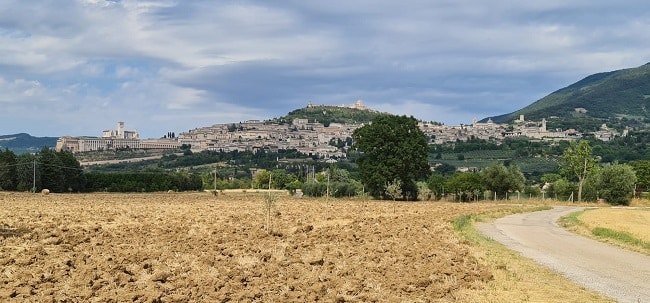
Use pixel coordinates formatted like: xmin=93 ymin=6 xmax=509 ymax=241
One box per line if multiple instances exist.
xmin=32 ymin=159 xmax=36 ymax=194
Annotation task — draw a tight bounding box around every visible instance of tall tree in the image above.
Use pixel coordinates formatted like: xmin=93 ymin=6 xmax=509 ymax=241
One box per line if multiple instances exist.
xmin=561 ymin=140 xmax=598 ymax=202
xmin=15 ymin=153 xmax=39 ymax=192
xmin=0 ymin=149 xmax=17 ymax=191
xmin=353 ymin=115 xmax=430 ymax=200
xmin=595 ymin=164 xmax=637 ymax=205
xmin=481 ymin=164 xmax=525 ymax=198
xmin=39 ymin=147 xmax=65 ymax=192
xmin=57 ymin=150 xmax=86 ymax=192
xmin=445 ymin=172 xmax=483 ymax=202
xmin=629 ymin=160 xmax=650 ymax=192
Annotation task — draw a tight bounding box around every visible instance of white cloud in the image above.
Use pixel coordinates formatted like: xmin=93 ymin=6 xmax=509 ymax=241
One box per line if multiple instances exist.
xmin=1 ymin=0 xmax=650 ymax=137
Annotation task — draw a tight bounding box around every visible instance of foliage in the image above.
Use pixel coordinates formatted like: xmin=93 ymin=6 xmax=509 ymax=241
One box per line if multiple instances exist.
xmin=523 ymin=185 xmax=542 ymax=198
xmin=591 ymin=227 xmax=650 ymax=250
xmin=480 ymin=164 xmax=525 ymax=198
xmin=594 ymin=164 xmax=637 ymax=205
xmin=417 ymin=181 xmax=434 ymax=201
xmin=286 ymin=180 xmax=303 ymax=195
xmin=629 ymin=160 xmax=650 ymax=192
xmin=384 ymin=179 xmax=403 ymax=201
xmin=39 ymin=147 xmax=66 ymax=192
xmin=57 ymin=150 xmax=86 ymax=192
xmin=253 ymin=170 xmax=271 ymax=189
xmin=353 ymin=115 xmax=431 ymax=200
xmin=84 ymin=172 xmax=202 ymax=192
xmin=490 ymin=62 xmax=650 ymax=124
xmin=0 ymin=149 xmax=17 ymax=190
xmin=445 ymin=172 xmax=484 ymax=202
xmin=549 ymin=179 xmax=578 ymax=201
xmin=561 ymin=140 xmax=598 ymax=202
xmin=426 ymin=173 xmax=445 ymax=199
xmin=280 ymin=105 xmax=385 ymax=125
xmin=301 ymin=181 xmax=362 ymax=198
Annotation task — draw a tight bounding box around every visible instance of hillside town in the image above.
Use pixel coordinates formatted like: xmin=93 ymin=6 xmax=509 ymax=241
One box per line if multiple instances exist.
xmin=56 ymin=102 xmax=623 ymax=158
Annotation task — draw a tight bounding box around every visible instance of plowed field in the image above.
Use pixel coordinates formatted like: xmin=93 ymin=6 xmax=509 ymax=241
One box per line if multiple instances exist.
xmin=1 ymin=192 xmax=524 ymax=302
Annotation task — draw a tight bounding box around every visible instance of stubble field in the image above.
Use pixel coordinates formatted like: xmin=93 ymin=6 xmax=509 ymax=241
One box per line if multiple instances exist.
xmin=0 ymin=192 xmax=609 ymax=302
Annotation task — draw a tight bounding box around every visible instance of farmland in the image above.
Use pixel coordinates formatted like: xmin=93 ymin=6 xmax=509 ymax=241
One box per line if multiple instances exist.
xmin=1 ymin=192 xmax=611 ymax=302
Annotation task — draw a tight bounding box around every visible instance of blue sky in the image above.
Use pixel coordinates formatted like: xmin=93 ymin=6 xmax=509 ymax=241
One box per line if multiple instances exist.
xmin=1 ymin=0 xmax=649 ymax=138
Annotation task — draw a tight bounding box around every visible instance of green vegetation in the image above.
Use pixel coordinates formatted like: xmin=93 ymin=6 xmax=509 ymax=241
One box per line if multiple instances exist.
xmin=591 ymin=227 xmax=650 ymax=250
xmin=85 ymin=172 xmax=202 ymax=192
xmin=559 ymin=210 xmax=585 ymax=228
xmin=593 ymin=164 xmax=637 ymax=205
xmin=481 ymin=164 xmax=525 ymax=199
xmin=561 ymin=210 xmax=650 ymax=254
xmin=0 ymin=147 xmax=85 ymax=193
xmin=353 ymin=115 xmax=431 ymax=200
xmin=561 ymin=140 xmax=599 ymax=202
xmin=491 ymin=62 xmax=650 ymax=131
xmin=279 ymin=105 xmax=385 ymax=125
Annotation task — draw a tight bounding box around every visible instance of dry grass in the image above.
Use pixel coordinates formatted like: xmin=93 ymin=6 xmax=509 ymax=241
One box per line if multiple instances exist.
xmin=563 ymin=199 xmax=650 ymax=255
xmin=458 ymin=201 xmax=614 ymax=303
xmin=580 ymin=209 xmax=650 ymax=242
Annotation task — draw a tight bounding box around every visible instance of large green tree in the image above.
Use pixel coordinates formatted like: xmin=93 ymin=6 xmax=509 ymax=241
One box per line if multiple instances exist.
xmin=39 ymin=147 xmax=65 ymax=192
xmin=353 ymin=115 xmax=430 ymax=200
xmin=629 ymin=160 xmax=650 ymax=192
xmin=445 ymin=172 xmax=483 ymax=202
xmin=481 ymin=164 xmax=525 ymax=199
xmin=0 ymin=149 xmax=17 ymax=190
xmin=57 ymin=150 xmax=86 ymax=192
xmin=561 ymin=140 xmax=598 ymax=202
xmin=595 ymin=164 xmax=637 ymax=205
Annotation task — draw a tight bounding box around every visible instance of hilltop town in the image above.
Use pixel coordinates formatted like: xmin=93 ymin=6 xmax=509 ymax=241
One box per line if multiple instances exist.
xmin=56 ymin=101 xmax=623 ymax=158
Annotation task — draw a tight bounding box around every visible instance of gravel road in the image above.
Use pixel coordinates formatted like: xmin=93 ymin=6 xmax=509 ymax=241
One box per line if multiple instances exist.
xmin=476 ymin=206 xmax=650 ymax=303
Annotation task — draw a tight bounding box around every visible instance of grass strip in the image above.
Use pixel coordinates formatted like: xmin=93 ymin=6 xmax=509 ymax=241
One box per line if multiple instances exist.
xmin=591 ymin=227 xmax=650 ymax=251
xmin=558 ymin=210 xmax=585 ymax=229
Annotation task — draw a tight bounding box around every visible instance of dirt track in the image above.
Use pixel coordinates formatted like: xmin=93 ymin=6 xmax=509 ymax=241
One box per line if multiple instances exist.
xmin=477 ymin=207 xmax=650 ymax=303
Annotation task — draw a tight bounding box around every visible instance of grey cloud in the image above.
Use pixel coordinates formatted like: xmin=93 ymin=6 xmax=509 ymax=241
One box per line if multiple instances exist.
xmin=1 ymin=0 xmax=650 ymax=137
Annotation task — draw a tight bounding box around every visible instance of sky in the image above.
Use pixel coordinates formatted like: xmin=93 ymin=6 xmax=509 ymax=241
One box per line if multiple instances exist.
xmin=1 ymin=1 xmax=650 ymax=138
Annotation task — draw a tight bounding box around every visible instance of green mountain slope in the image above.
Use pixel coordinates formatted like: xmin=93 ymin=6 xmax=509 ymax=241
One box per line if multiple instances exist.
xmin=0 ymin=133 xmax=58 ymax=154
xmin=490 ymin=62 xmax=650 ymax=124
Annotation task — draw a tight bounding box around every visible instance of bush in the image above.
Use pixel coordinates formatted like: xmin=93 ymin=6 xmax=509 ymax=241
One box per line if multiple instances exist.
xmin=301 ymin=181 xmax=362 ymax=198
xmin=523 ymin=185 xmax=541 ymax=198
xmin=596 ymin=164 xmax=637 ymax=205
xmin=550 ymin=179 xmax=577 ymax=201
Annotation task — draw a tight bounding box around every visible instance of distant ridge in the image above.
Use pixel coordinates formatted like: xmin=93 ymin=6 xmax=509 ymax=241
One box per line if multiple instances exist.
xmin=488 ymin=62 xmax=650 ymax=124
xmin=0 ymin=133 xmax=58 ymax=154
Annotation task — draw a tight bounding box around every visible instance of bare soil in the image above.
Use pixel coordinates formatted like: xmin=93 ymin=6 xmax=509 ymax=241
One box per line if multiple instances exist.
xmin=0 ymin=192 xmax=521 ymax=302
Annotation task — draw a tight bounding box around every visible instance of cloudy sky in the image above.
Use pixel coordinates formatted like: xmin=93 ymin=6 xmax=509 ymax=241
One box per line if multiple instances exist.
xmin=1 ymin=0 xmax=649 ymax=138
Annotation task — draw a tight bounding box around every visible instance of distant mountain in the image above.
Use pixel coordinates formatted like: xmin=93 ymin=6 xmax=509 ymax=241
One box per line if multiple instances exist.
xmin=489 ymin=62 xmax=650 ymax=126
xmin=0 ymin=133 xmax=58 ymax=154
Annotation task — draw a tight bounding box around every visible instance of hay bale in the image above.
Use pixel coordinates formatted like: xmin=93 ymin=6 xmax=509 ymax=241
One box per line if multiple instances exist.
xmin=41 ymin=189 xmax=50 ymax=195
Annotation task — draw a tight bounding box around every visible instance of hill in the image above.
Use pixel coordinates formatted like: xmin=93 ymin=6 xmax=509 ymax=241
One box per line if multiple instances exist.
xmin=489 ymin=62 xmax=650 ymax=129
xmin=0 ymin=133 xmax=58 ymax=154
xmin=277 ymin=104 xmax=386 ymax=125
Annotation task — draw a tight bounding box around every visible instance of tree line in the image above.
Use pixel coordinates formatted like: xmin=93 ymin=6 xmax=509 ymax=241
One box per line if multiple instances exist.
xmin=0 ymin=148 xmax=203 ymax=193
xmin=1 ymin=116 xmax=647 ymax=204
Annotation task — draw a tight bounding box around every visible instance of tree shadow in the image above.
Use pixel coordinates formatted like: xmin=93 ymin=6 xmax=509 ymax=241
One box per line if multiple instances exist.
xmin=0 ymin=224 xmax=30 ymax=238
